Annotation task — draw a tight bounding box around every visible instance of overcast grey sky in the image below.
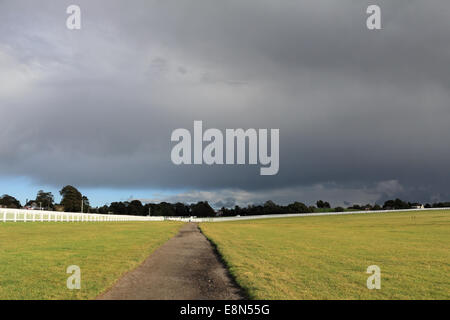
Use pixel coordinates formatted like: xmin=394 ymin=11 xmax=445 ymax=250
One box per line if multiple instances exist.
xmin=1 ymin=0 xmax=450 ymax=207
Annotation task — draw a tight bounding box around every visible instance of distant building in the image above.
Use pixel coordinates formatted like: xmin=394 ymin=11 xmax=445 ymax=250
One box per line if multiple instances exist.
xmin=24 ymin=202 xmax=39 ymax=210
xmin=54 ymin=205 xmax=65 ymax=212
xmin=411 ymin=204 xmax=424 ymax=209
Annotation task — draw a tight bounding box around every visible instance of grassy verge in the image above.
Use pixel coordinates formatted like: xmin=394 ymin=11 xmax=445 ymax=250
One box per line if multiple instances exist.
xmin=0 ymin=221 xmax=182 ymax=299
xmin=200 ymin=210 xmax=450 ymax=299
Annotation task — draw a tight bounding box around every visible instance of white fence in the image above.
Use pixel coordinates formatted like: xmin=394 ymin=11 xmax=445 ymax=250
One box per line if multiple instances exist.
xmin=1 ymin=207 xmax=448 ymax=223
xmin=165 ymin=207 xmax=450 ymax=222
xmin=0 ymin=208 xmax=164 ymax=223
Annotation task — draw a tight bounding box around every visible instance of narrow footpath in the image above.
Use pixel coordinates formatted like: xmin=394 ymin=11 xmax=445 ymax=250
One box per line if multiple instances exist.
xmin=97 ymin=223 xmax=244 ymax=300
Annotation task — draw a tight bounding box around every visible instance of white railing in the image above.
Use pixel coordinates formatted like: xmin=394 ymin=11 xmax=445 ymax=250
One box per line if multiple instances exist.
xmin=1 ymin=207 xmax=448 ymax=223
xmin=164 ymin=207 xmax=450 ymax=222
xmin=0 ymin=208 xmax=164 ymax=223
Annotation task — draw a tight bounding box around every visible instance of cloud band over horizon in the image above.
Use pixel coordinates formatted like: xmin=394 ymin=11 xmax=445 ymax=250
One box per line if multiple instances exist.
xmin=1 ymin=1 xmax=450 ymax=207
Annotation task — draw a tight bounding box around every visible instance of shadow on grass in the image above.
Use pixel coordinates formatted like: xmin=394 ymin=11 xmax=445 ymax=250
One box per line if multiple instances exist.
xmin=197 ymin=224 xmax=251 ymax=300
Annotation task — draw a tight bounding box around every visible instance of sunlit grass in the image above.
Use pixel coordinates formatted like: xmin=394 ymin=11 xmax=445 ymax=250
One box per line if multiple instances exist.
xmin=0 ymin=222 xmax=181 ymax=299
xmin=200 ymin=210 xmax=450 ymax=299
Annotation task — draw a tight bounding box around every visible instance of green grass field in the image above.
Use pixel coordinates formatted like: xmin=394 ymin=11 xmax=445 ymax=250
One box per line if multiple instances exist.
xmin=200 ymin=210 xmax=450 ymax=299
xmin=0 ymin=222 xmax=181 ymax=299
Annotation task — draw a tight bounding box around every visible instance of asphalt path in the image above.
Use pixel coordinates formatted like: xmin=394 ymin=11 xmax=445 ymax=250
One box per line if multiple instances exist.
xmin=97 ymin=223 xmax=244 ymax=300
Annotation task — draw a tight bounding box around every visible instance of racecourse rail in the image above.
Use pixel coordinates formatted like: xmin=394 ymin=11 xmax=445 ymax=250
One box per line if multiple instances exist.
xmin=0 ymin=207 xmax=448 ymax=223
xmin=0 ymin=208 xmax=163 ymax=222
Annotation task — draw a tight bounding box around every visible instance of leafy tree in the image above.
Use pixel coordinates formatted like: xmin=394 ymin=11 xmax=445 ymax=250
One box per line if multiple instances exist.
xmin=432 ymin=202 xmax=450 ymax=208
xmin=175 ymin=202 xmax=190 ymax=216
xmin=0 ymin=194 xmax=21 ymax=208
xmin=81 ymin=196 xmax=90 ymax=213
xmin=128 ymin=200 xmax=143 ymax=215
xmin=287 ymin=201 xmax=311 ymax=213
xmin=316 ymin=200 xmax=331 ymax=209
xmin=383 ymin=198 xmax=410 ymax=210
xmin=59 ymin=185 xmax=82 ymax=212
xmin=334 ymin=206 xmax=345 ymax=212
xmin=109 ymin=202 xmax=127 ymax=215
xmin=159 ymin=202 xmax=176 ymax=216
xmin=35 ymin=190 xmax=54 ymax=209
xmin=145 ymin=203 xmax=156 ymax=216
xmin=263 ymin=200 xmax=280 ymax=214
xmin=98 ymin=205 xmax=109 ymax=214
xmin=190 ymin=201 xmax=215 ymax=217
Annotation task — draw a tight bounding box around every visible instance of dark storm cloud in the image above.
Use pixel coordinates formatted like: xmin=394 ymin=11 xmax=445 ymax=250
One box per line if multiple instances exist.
xmin=1 ymin=0 xmax=450 ymax=205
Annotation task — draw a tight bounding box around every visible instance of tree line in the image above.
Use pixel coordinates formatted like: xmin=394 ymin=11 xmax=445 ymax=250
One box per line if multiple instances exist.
xmin=0 ymin=186 xmax=91 ymax=212
xmin=0 ymin=186 xmax=449 ymax=217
